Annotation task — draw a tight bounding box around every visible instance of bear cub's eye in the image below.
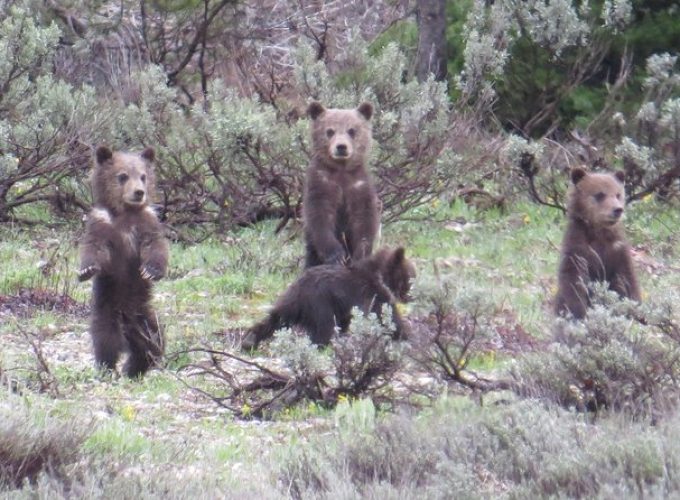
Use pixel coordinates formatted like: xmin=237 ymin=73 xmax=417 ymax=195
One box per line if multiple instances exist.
xmin=348 ymin=128 xmax=356 ymax=138
xmin=141 ymin=174 xmax=147 ymax=183
xmin=117 ymin=173 xmax=129 ymax=184
xmin=326 ymin=129 xmax=335 ymax=138
xmin=594 ymin=192 xmax=606 ymax=203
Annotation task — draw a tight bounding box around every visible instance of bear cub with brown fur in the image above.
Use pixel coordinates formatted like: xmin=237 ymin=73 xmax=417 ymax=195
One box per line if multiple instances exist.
xmin=78 ymin=146 xmax=169 ymax=378
xmin=555 ymin=167 xmax=640 ymax=319
xmin=303 ymin=101 xmax=380 ymax=268
xmin=242 ymin=247 xmax=415 ymax=350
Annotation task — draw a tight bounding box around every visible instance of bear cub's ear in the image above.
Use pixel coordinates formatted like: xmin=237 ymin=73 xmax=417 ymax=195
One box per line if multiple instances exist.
xmin=357 ymin=102 xmax=373 ymax=121
xmin=96 ymin=146 xmax=113 ymax=166
xmin=141 ymin=147 xmax=155 ymax=163
xmin=390 ymin=247 xmax=406 ymax=267
xmin=307 ymin=101 xmax=325 ymax=120
xmin=614 ymin=171 xmax=625 ymax=183
xmin=571 ymin=167 xmax=587 ymax=185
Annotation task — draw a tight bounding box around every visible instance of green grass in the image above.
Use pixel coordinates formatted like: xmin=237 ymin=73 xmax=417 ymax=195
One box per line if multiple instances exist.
xmin=84 ymin=420 xmax=159 ymax=458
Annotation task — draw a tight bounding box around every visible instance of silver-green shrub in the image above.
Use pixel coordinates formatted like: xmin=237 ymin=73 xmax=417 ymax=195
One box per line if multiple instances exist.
xmin=331 ymin=307 xmax=404 ymax=400
xmin=517 ymin=285 xmax=680 ymax=418
xmin=104 ymin=37 xmax=459 ymax=233
xmin=280 ymin=396 xmax=680 ymax=498
xmin=270 ymin=328 xmax=331 ymax=385
xmin=409 ymin=275 xmax=502 ymax=388
xmin=2 ymin=4 xmax=459 ymax=229
xmin=264 ymin=308 xmax=403 ymax=410
xmin=615 ymin=53 xmax=680 ymax=201
xmin=0 ymin=5 xmax=113 ymax=221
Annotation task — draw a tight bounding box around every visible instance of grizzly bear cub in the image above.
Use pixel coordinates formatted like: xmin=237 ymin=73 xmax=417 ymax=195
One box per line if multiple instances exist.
xmin=555 ymin=167 xmax=640 ymax=319
xmin=242 ymin=247 xmax=416 ymax=350
xmin=78 ymin=146 xmax=169 ymax=378
xmin=303 ymin=101 xmax=381 ymax=268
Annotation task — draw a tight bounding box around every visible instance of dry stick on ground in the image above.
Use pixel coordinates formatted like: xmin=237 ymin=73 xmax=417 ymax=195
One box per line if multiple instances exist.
xmin=8 ymin=326 xmax=61 ymax=397
xmin=169 ymin=347 xmax=307 ymax=418
xmin=169 ymin=334 xmax=403 ymax=418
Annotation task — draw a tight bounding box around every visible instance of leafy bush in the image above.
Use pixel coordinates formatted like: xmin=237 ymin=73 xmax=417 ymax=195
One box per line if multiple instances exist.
xmin=459 ymin=1 xmax=680 ymax=207
xmin=280 ymin=396 xmax=680 ymax=498
xmin=330 ymin=308 xmax=404 ymax=402
xmin=113 ymin=39 xmax=460 ymax=235
xmin=615 ymin=53 xmax=680 ymax=201
xmin=516 ymin=285 xmax=680 ymax=419
xmin=0 ymin=6 xmax=110 ymax=222
xmin=409 ymin=275 xmax=510 ymax=392
xmin=1 ymin=0 xmax=461 ymax=233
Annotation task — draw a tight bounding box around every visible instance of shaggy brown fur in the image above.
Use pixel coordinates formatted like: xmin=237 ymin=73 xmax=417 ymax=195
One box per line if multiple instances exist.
xmin=303 ymin=101 xmax=380 ymax=268
xmin=78 ymin=146 xmax=169 ymax=377
xmin=555 ymin=167 xmax=641 ymax=319
xmin=242 ymin=247 xmax=416 ymax=349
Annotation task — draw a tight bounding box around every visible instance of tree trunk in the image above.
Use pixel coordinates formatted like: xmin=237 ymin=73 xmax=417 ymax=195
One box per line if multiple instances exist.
xmin=415 ymin=0 xmax=448 ymax=82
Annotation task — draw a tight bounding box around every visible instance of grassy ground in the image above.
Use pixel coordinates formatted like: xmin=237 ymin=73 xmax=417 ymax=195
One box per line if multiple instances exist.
xmin=2 ymin=198 xmax=680 ymax=497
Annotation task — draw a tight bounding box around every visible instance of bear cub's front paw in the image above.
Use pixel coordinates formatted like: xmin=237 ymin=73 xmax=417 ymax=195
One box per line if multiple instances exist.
xmin=140 ymin=264 xmax=164 ymax=281
xmin=324 ymin=249 xmax=348 ymax=266
xmin=78 ymin=265 xmax=100 ymax=282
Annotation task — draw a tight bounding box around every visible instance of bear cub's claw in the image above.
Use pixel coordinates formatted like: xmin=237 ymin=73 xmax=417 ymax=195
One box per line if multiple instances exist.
xmin=325 ymin=249 xmax=348 ymax=266
xmin=140 ymin=264 xmax=163 ymax=281
xmin=78 ymin=265 xmax=100 ymax=282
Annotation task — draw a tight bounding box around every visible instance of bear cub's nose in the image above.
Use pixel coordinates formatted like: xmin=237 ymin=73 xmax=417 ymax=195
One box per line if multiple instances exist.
xmin=612 ymin=207 xmax=623 ymax=218
xmin=335 ymin=144 xmax=348 ymax=157
xmin=133 ymin=189 xmax=145 ymax=201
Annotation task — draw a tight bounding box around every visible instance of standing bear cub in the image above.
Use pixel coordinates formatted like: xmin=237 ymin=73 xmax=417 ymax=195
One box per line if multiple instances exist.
xmin=242 ymin=247 xmax=416 ymax=350
xmin=555 ymin=167 xmax=640 ymax=319
xmin=303 ymin=101 xmax=380 ymax=268
xmin=79 ymin=146 xmax=169 ymax=378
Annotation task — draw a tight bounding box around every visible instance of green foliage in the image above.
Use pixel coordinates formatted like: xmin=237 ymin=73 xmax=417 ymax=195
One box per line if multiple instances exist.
xmin=438 ymin=0 xmax=473 ymax=91
xmin=369 ymin=19 xmax=418 ymax=59
xmin=517 ymin=285 xmax=680 ymax=418
xmin=270 ymin=329 xmax=331 ymax=382
xmin=280 ymin=395 xmax=680 ymax=498
xmin=0 ymin=4 xmax=113 ymax=221
xmin=617 ymin=3 xmax=680 ymax=70
xmin=411 ymin=277 xmax=500 ymax=384
xmin=614 ymin=53 xmax=680 ymax=201
xmin=457 ymin=0 xmax=678 ymax=139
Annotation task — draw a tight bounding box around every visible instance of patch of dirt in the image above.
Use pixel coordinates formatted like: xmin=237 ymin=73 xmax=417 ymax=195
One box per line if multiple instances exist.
xmin=0 ymin=289 xmax=88 ymax=318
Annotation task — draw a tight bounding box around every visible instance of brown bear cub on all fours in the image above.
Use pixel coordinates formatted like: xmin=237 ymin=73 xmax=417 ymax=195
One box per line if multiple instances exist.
xmin=554 ymin=167 xmax=641 ymax=319
xmin=78 ymin=146 xmax=169 ymax=378
xmin=241 ymin=246 xmax=416 ymax=350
